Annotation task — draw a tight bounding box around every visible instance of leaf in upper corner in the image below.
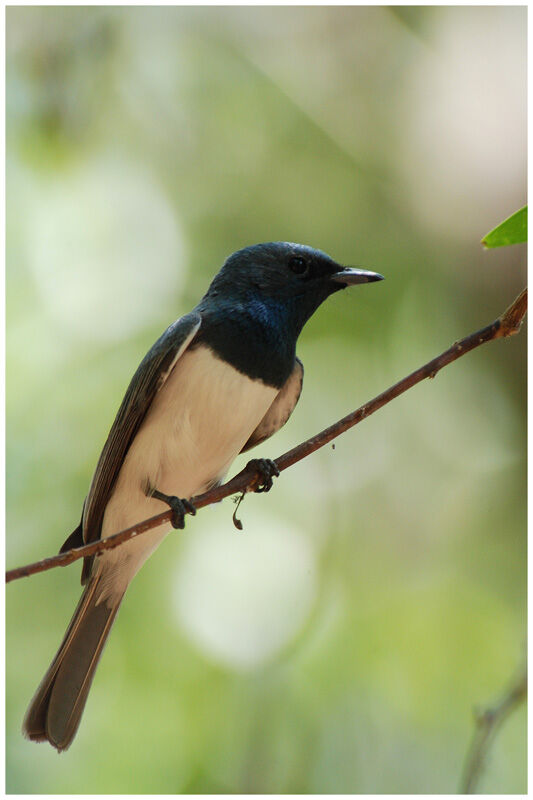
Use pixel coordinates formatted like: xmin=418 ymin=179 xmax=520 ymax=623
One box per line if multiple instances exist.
xmin=482 ymin=206 xmax=527 ymax=248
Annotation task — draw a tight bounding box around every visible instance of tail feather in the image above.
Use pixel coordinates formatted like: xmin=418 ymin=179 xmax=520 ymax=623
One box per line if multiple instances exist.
xmin=23 ymin=576 xmax=123 ymax=751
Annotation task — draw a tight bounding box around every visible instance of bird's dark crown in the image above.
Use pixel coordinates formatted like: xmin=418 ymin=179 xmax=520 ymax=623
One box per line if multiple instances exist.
xmin=207 ymin=242 xmax=344 ymax=304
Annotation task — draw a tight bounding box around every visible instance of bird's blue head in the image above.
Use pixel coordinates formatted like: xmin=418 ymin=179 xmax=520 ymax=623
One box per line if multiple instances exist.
xmin=204 ymin=242 xmax=383 ymax=334
xmin=196 ymin=242 xmax=383 ymax=387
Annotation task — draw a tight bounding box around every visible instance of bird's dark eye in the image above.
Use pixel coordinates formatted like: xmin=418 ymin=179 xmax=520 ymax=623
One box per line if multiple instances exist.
xmin=288 ymin=255 xmax=308 ymax=275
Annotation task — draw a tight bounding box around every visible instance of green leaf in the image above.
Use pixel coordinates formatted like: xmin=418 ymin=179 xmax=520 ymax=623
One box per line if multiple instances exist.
xmin=482 ymin=206 xmax=527 ymax=248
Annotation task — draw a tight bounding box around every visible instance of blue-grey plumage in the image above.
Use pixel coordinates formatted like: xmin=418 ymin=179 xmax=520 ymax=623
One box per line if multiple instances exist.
xmin=23 ymin=242 xmax=383 ymax=751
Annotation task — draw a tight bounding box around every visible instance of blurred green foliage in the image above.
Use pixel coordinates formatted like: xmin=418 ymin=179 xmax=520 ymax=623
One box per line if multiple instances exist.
xmin=6 ymin=6 xmax=526 ymax=794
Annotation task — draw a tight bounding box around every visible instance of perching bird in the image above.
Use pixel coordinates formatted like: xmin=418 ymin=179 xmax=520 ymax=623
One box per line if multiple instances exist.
xmin=23 ymin=242 xmax=383 ymax=751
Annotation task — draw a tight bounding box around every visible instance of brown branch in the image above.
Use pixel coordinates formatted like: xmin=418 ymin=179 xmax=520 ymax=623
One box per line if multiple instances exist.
xmin=460 ymin=661 xmax=527 ymax=793
xmin=6 ymin=288 xmax=527 ymax=584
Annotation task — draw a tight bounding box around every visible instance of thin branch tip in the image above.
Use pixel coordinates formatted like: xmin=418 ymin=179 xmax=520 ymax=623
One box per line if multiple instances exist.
xmin=461 ymin=662 xmax=527 ymax=793
xmin=498 ymin=288 xmax=527 ymax=337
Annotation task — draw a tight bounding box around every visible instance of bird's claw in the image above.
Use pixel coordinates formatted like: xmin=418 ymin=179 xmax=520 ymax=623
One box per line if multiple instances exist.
xmin=246 ymin=458 xmax=280 ymax=493
xmin=168 ymin=496 xmax=197 ymax=529
xmin=152 ymin=489 xmax=196 ymax=529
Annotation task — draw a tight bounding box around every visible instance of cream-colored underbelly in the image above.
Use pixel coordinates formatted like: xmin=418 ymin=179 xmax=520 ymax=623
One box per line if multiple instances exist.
xmin=94 ymin=345 xmax=277 ymax=601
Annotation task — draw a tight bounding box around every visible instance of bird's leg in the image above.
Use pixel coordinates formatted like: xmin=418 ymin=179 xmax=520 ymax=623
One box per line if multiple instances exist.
xmin=150 ymin=489 xmax=196 ymax=529
xmin=245 ymin=458 xmax=280 ymax=493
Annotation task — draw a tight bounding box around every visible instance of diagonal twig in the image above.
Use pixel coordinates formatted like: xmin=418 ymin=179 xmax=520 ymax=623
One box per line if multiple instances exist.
xmin=460 ymin=662 xmax=527 ymax=793
xmin=6 ymin=288 xmax=526 ymax=584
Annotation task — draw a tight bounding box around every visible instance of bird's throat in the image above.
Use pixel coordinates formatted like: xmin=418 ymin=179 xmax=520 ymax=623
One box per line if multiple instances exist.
xmin=194 ymin=296 xmax=300 ymax=388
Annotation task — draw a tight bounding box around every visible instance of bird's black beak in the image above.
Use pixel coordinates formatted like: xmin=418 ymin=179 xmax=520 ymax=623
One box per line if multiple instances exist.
xmin=331 ymin=267 xmax=384 ymax=286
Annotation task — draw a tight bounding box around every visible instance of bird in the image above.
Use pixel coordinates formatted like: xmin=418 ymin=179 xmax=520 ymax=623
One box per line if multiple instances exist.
xmin=23 ymin=241 xmax=383 ymax=751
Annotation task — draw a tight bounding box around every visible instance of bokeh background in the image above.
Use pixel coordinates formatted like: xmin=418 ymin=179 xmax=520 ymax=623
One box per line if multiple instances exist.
xmin=6 ymin=6 xmax=526 ymax=794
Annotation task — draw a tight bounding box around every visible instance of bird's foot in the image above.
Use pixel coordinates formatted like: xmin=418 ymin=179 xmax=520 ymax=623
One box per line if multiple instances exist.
xmin=246 ymin=458 xmax=280 ymax=493
xmin=151 ymin=489 xmax=196 ymax=529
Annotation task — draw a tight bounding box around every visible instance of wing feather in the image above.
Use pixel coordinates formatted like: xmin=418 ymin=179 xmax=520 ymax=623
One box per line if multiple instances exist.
xmin=75 ymin=312 xmax=201 ymax=582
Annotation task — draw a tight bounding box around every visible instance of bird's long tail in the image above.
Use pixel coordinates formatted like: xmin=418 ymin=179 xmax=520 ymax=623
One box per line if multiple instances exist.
xmin=22 ymin=575 xmax=124 ymax=751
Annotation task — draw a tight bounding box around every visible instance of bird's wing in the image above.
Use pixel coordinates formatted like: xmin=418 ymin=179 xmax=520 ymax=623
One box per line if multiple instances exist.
xmin=65 ymin=312 xmax=202 ymax=581
xmin=241 ymin=357 xmax=304 ymax=453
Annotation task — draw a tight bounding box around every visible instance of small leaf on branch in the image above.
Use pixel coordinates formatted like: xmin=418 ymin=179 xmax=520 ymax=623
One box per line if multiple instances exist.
xmin=482 ymin=206 xmax=527 ymax=248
